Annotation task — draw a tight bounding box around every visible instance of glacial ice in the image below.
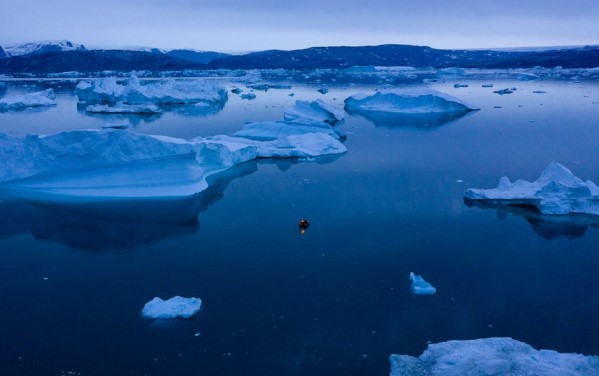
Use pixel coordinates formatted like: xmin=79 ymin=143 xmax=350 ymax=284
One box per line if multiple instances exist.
xmin=0 ymin=89 xmax=57 ymax=111
xmin=85 ymin=102 xmax=162 ymax=114
xmin=76 ymin=74 xmax=227 ymax=106
xmin=409 ymin=272 xmax=436 ymax=295
xmin=344 ymin=89 xmax=477 ymax=114
xmin=141 ymin=296 xmax=202 ymax=319
xmin=464 ymin=162 xmax=599 ymax=215
xmin=284 ymin=99 xmax=344 ymax=125
xmin=232 ymin=120 xmax=344 ymax=141
xmin=390 ymin=337 xmax=599 ymax=376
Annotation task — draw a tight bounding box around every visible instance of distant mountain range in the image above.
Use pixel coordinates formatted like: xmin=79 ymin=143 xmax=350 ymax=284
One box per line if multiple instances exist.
xmin=0 ymin=40 xmax=598 ymax=73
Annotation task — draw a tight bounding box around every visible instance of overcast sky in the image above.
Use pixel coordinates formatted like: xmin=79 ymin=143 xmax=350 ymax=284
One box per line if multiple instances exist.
xmin=1 ymin=0 xmax=598 ymax=52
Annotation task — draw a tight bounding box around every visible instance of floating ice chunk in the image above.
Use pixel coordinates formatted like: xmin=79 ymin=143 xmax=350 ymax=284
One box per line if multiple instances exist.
xmin=101 ymin=122 xmax=129 ymax=130
xmin=284 ymin=99 xmax=344 ymax=125
xmin=230 ymin=87 xmax=243 ymax=94
xmin=0 ymin=89 xmax=57 ymax=111
xmin=453 ymin=83 xmax=468 ymax=88
xmin=390 ymin=337 xmax=599 ymax=376
xmin=76 ymin=74 xmax=227 ymax=105
xmin=240 ymin=93 xmax=256 ymax=100
xmin=409 ymin=272 xmax=436 ymax=295
xmin=494 ymin=88 xmax=514 ymax=95
xmin=464 ymin=162 xmax=599 ymax=215
xmin=0 ymin=130 xmax=197 ymax=183
xmin=246 ymin=83 xmax=292 ymax=91
xmin=482 ymin=84 xmax=494 ymax=88
xmin=141 ymin=296 xmax=202 ymax=319
xmin=345 ymin=89 xmax=477 ymax=114
xmin=533 ymin=90 xmax=547 ymax=94
xmin=85 ymin=102 xmax=162 ymax=114
xmin=317 ymin=87 xmax=329 ymax=94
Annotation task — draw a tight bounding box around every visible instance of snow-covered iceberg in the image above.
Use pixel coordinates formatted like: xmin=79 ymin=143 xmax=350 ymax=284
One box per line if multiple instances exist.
xmin=85 ymin=102 xmax=162 ymax=114
xmin=141 ymin=296 xmax=202 ymax=319
xmin=390 ymin=337 xmax=599 ymax=376
xmin=284 ymin=99 xmax=344 ymax=125
xmin=464 ymin=162 xmax=599 ymax=215
xmin=344 ymin=89 xmax=477 ymax=114
xmin=76 ymin=74 xmax=227 ymax=106
xmin=409 ymin=272 xmax=436 ymax=295
xmin=0 ymin=89 xmax=57 ymax=111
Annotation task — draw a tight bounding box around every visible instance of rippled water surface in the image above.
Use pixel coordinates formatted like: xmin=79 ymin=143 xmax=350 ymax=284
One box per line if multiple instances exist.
xmin=1 ymin=77 xmax=598 ymax=375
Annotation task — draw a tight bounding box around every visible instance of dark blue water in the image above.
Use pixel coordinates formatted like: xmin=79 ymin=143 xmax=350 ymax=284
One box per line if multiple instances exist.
xmin=1 ymin=78 xmax=599 ymax=375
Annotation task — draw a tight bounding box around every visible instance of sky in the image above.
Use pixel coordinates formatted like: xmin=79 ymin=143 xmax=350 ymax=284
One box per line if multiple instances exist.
xmin=1 ymin=0 xmax=598 ymax=53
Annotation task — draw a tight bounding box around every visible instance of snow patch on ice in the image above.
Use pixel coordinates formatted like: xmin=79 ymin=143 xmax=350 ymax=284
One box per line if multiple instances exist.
xmin=390 ymin=337 xmax=599 ymax=376
xmin=141 ymin=296 xmax=202 ymax=319
xmin=464 ymin=162 xmax=599 ymax=215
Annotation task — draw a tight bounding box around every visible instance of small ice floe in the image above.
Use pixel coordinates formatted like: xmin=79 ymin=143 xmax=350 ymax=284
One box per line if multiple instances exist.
xmin=453 ymin=83 xmax=468 ymax=88
xmin=241 ymin=93 xmax=256 ymax=100
xmin=344 ymin=88 xmax=478 ymax=114
xmin=0 ymin=89 xmax=57 ymax=111
xmin=246 ymin=83 xmax=292 ymax=91
xmin=101 ymin=122 xmax=129 ymax=130
xmin=464 ymin=162 xmax=599 ymax=215
xmin=317 ymin=87 xmax=329 ymax=94
xmin=409 ymin=272 xmax=436 ymax=295
xmin=482 ymin=84 xmax=494 ymax=88
xmin=390 ymin=337 xmax=599 ymax=376
xmin=141 ymin=296 xmax=202 ymax=319
xmin=86 ymin=102 xmax=162 ymax=114
xmin=288 ymin=93 xmax=295 ymax=97
xmin=493 ymin=88 xmax=514 ymax=95
xmin=230 ymin=87 xmax=242 ymax=94
xmin=533 ymin=90 xmax=547 ymax=94
xmin=284 ymin=99 xmax=344 ymax=125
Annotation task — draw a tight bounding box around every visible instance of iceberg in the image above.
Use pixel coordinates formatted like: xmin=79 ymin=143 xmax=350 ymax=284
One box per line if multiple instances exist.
xmin=284 ymin=99 xmax=344 ymax=125
xmin=76 ymin=74 xmax=227 ymax=106
xmin=464 ymin=162 xmax=599 ymax=215
xmin=232 ymin=120 xmax=344 ymax=141
xmin=85 ymin=102 xmax=162 ymax=114
xmin=409 ymin=272 xmax=436 ymax=295
xmin=344 ymin=89 xmax=477 ymax=114
xmin=0 ymin=89 xmax=57 ymax=111
xmin=494 ymin=88 xmax=514 ymax=95
xmin=240 ymin=93 xmax=256 ymax=100
xmin=141 ymin=296 xmax=202 ymax=319
xmin=390 ymin=337 xmax=599 ymax=376
xmin=246 ymin=83 xmax=292 ymax=91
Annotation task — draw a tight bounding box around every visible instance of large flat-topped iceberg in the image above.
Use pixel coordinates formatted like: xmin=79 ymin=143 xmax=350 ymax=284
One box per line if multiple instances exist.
xmin=284 ymin=99 xmax=344 ymax=125
xmin=232 ymin=120 xmax=344 ymax=141
xmin=0 ymin=130 xmax=196 ymax=183
xmin=464 ymin=162 xmax=599 ymax=215
xmin=390 ymin=337 xmax=599 ymax=376
xmin=76 ymin=74 xmax=227 ymax=106
xmin=141 ymin=296 xmax=202 ymax=319
xmin=344 ymin=88 xmax=477 ymax=114
xmin=0 ymin=89 xmax=57 ymax=111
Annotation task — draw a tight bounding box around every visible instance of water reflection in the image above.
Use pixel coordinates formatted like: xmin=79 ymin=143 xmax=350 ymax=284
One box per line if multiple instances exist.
xmin=0 ymin=161 xmax=257 ymax=251
xmin=346 ymin=109 xmax=474 ymax=129
xmin=464 ymin=198 xmax=599 ymax=240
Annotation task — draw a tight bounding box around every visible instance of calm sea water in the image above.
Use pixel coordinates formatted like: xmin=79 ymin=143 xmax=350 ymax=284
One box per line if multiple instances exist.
xmin=1 ymin=77 xmax=599 ymax=375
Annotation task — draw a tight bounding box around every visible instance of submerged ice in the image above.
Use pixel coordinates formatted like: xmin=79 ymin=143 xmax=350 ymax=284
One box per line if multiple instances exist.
xmin=464 ymin=162 xmax=599 ymax=215
xmin=141 ymin=296 xmax=202 ymax=319
xmin=390 ymin=337 xmax=599 ymax=376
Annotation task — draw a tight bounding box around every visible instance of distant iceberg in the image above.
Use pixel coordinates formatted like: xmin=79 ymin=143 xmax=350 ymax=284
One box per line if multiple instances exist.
xmin=141 ymin=296 xmax=202 ymax=319
xmin=76 ymin=74 xmax=227 ymax=106
xmin=284 ymin=99 xmax=344 ymax=125
xmin=390 ymin=337 xmax=599 ymax=376
xmin=85 ymin=102 xmax=162 ymax=114
xmin=0 ymin=89 xmax=57 ymax=111
xmin=409 ymin=272 xmax=436 ymax=295
xmin=464 ymin=162 xmax=599 ymax=215
xmin=344 ymin=89 xmax=477 ymax=114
